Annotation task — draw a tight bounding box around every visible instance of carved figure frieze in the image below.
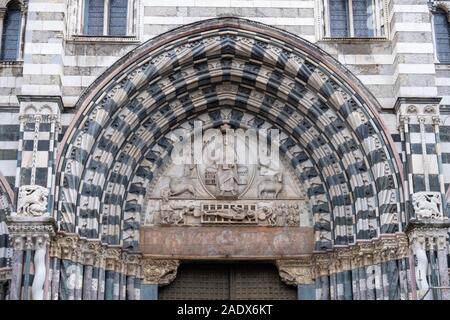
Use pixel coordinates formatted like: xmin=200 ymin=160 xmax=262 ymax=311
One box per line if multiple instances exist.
xmin=154 ymin=200 xmax=306 ymax=227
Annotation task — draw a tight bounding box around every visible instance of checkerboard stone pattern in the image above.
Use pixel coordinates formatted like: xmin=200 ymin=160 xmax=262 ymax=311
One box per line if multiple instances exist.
xmin=15 ymin=98 xmax=61 ymax=214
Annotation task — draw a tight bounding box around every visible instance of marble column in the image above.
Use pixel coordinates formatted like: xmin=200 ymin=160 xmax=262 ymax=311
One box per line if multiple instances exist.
xmin=436 ymin=233 xmax=450 ymax=300
xmin=7 ymin=217 xmax=56 ymax=300
xmin=407 ymin=220 xmax=450 ymax=300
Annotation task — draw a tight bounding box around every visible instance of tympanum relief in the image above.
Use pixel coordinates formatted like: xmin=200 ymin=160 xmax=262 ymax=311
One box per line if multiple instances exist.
xmin=142 ymin=118 xmax=312 ymax=228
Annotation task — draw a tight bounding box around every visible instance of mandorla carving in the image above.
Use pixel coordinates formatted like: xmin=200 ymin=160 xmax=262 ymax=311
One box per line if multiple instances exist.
xmin=142 ymin=259 xmax=180 ymax=285
xmin=17 ymin=185 xmax=49 ymax=217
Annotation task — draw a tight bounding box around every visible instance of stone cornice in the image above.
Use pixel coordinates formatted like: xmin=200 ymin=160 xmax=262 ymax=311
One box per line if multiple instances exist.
xmin=6 ymin=216 xmax=56 ymax=250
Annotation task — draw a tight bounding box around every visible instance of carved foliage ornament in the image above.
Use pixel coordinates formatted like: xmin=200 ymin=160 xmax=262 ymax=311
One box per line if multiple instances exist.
xmin=142 ymin=259 xmax=180 ymax=285
xmin=276 ymin=259 xmax=313 ymax=285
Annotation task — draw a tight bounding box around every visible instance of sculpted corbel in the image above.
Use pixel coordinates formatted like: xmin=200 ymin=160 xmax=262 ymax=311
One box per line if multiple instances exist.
xmin=141 ymin=259 xmax=180 ymax=285
xmin=277 ymin=258 xmax=314 ymax=285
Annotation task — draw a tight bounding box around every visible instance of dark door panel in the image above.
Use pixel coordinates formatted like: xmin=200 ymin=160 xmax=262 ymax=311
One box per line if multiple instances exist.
xmin=159 ymin=262 xmax=297 ymax=300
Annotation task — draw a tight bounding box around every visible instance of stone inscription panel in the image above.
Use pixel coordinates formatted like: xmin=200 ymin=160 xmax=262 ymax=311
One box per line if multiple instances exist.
xmin=140 ymin=226 xmax=314 ymax=258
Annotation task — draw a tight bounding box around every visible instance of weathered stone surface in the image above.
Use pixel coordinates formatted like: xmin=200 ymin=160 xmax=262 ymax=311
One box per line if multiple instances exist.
xmin=141 ymin=226 xmax=314 ymax=258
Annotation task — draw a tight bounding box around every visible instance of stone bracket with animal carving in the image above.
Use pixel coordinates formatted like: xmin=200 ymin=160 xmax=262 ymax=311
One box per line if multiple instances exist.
xmin=412 ymin=192 xmax=444 ymax=220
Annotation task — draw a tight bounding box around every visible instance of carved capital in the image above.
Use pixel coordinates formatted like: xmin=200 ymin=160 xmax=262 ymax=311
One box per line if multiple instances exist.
xmin=123 ymin=252 xmax=142 ymax=277
xmin=7 ymin=216 xmax=56 ymax=252
xmin=276 ymin=258 xmax=314 ymax=285
xmin=81 ymin=241 xmax=101 ymax=266
xmin=141 ymin=259 xmax=179 ymax=285
xmin=105 ymin=247 xmax=121 ymax=271
xmin=57 ymin=234 xmax=79 ymax=260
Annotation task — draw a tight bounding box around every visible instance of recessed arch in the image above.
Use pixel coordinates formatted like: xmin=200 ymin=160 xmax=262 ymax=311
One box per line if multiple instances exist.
xmin=0 ymin=170 xmax=13 ymax=269
xmin=55 ymin=17 xmax=404 ymax=253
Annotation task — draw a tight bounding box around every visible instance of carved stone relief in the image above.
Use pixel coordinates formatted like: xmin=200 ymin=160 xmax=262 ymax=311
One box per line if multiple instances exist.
xmin=412 ymin=192 xmax=443 ymax=220
xmin=142 ymin=259 xmax=180 ymax=285
xmin=142 ymin=111 xmax=312 ymax=228
xmin=16 ymin=185 xmax=49 ymax=217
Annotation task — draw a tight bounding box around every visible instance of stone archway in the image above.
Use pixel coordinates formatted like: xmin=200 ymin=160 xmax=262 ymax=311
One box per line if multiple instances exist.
xmin=0 ymin=171 xmax=14 ymax=299
xmin=32 ymin=17 xmax=408 ymax=300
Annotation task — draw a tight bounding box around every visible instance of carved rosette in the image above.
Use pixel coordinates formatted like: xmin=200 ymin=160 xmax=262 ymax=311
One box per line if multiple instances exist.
xmin=141 ymin=259 xmax=180 ymax=285
xmin=276 ymin=258 xmax=313 ymax=285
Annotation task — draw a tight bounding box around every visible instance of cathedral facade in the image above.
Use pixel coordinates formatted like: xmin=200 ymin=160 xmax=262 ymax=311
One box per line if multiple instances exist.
xmin=0 ymin=0 xmax=450 ymax=300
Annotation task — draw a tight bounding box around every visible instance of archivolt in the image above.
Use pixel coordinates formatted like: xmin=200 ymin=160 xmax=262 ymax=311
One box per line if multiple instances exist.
xmin=0 ymin=172 xmax=13 ymax=268
xmin=55 ymin=18 xmax=404 ymax=252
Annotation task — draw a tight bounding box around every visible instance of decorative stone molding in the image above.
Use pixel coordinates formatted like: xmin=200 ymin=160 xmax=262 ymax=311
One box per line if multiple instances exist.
xmin=55 ymin=234 xmax=79 ymax=260
xmin=105 ymin=247 xmax=122 ymax=271
xmin=6 ymin=216 xmax=56 ymax=250
xmin=81 ymin=240 xmax=101 ymax=266
xmin=396 ymin=97 xmax=442 ymax=127
xmin=407 ymin=220 xmax=450 ymax=251
xmin=6 ymin=216 xmax=56 ymax=300
xmin=16 ymin=185 xmax=49 ymax=217
xmin=309 ymin=234 xmax=410 ymax=278
xmin=49 ymin=234 xmax=143 ymax=277
xmin=276 ymin=258 xmax=314 ymax=285
xmin=123 ymin=252 xmax=141 ymax=277
xmin=141 ymin=258 xmax=180 ymax=285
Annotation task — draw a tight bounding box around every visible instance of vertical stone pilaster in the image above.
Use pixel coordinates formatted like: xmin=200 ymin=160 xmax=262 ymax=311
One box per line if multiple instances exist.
xmin=22 ymin=0 xmax=65 ymax=97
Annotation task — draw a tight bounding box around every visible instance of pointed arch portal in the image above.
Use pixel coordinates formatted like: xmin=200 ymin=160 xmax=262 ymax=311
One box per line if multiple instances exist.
xmin=38 ymin=18 xmax=409 ymax=299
